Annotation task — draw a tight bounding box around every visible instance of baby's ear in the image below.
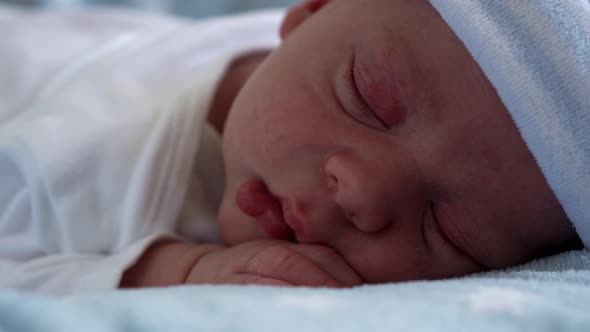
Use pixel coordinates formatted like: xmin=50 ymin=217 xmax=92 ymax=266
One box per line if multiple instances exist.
xmin=280 ymin=0 xmax=329 ymax=40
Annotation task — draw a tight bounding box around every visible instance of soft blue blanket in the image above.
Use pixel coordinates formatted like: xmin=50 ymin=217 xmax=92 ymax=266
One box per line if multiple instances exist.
xmin=1 ymin=250 xmax=589 ymax=332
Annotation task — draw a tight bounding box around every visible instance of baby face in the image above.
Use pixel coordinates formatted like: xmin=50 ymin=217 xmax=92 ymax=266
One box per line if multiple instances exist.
xmin=218 ymin=0 xmax=574 ymax=283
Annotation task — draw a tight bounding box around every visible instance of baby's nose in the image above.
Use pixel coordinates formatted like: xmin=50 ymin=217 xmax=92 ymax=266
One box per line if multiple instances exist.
xmin=324 ymin=153 xmax=402 ymax=233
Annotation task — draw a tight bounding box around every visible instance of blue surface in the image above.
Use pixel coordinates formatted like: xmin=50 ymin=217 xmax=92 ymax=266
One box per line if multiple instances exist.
xmin=0 ymin=0 xmax=296 ymax=17
xmin=1 ymin=250 xmax=590 ymax=332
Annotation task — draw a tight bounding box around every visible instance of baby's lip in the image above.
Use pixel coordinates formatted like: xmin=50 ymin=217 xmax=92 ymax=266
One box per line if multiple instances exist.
xmin=278 ymin=197 xmax=308 ymax=241
xmin=235 ymin=180 xmax=295 ymax=241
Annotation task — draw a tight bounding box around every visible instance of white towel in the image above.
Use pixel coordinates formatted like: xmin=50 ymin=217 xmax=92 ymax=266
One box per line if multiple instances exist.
xmin=428 ymin=0 xmax=590 ymax=247
xmin=0 ymin=249 xmax=589 ymax=332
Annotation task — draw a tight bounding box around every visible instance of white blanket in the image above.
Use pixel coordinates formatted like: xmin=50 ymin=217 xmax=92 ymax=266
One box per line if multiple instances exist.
xmin=0 ymin=8 xmax=281 ymax=294
xmin=1 ymin=249 xmax=589 ymax=331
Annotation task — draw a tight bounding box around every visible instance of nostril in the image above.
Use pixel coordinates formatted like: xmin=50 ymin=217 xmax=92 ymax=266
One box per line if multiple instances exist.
xmin=324 ymin=165 xmax=339 ymax=192
xmin=344 ymin=210 xmax=356 ymax=220
xmin=327 ymin=174 xmax=338 ymax=191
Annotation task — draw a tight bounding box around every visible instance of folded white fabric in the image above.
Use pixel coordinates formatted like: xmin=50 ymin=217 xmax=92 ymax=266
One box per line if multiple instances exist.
xmin=0 ymin=8 xmax=283 ymax=294
xmin=0 ymin=249 xmax=589 ymax=332
xmin=428 ymin=0 xmax=590 ymax=247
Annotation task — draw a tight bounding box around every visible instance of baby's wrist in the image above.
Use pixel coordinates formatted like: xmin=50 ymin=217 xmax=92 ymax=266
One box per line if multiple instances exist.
xmin=120 ymin=240 xmax=224 ymax=288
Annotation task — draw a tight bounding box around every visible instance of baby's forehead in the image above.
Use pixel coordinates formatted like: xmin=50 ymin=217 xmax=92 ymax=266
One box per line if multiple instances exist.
xmin=323 ymin=0 xmax=447 ymax=48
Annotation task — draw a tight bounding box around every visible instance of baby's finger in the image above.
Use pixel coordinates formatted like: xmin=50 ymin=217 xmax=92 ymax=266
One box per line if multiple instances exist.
xmin=242 ymin=243 xmax=343 ymax=288
xmin=286 ymin=244 xmax=363 ymax=287
xmin=228 ymin=275 xmax=295 ymax=287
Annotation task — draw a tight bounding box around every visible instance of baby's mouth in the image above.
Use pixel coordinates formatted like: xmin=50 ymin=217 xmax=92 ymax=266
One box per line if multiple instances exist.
xmin=235 ymin=180 xmax=295 ymax=241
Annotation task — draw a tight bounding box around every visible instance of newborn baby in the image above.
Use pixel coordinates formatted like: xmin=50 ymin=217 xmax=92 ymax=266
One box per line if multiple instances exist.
xmin=126 ymin=0 xmax=587 ymax=286
xmin=0 ymin=0 xmax=588 ymax=294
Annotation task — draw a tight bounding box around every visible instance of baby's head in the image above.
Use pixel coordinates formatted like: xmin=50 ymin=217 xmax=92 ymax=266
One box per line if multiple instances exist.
xmin=217 ymin=0 xmax=583 ymax=283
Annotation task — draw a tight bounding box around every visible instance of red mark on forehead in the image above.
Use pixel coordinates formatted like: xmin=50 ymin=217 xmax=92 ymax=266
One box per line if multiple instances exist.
xmin=306 ymin=0 xmax=328 ymax=11
xmin=354 ymin=49 xmax=408 ymax=128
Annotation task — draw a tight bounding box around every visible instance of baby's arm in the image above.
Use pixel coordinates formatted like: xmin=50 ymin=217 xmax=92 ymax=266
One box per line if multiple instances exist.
xmin=121 ymin=240 xmax=362 ymax=288
xmin=120 ymin=241 xmax=222 ymax=287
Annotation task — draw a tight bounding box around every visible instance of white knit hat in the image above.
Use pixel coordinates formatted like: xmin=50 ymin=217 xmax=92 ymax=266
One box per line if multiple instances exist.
xmin=428 ymin=0 xmax=590 ymax=247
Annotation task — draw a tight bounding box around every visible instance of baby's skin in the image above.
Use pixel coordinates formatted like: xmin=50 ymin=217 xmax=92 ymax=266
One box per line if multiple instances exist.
xmin=121 ymin=0 xmax=579 ymax=288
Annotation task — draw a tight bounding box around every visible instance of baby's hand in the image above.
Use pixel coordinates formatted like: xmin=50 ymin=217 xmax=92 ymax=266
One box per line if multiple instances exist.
xmin=121 ymin=240 xmax=362 ymax=288
xmin=186 ymin=240 xmax=362 ymax=287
